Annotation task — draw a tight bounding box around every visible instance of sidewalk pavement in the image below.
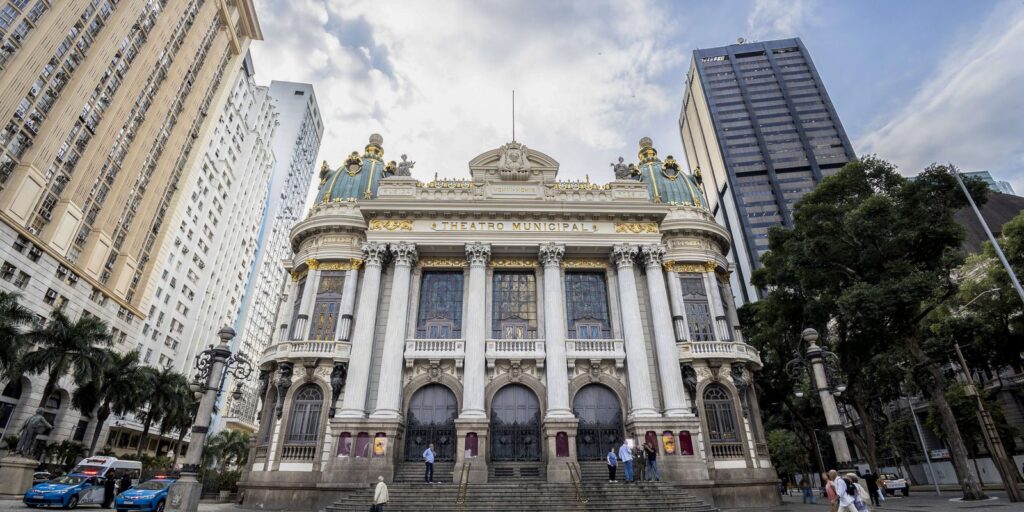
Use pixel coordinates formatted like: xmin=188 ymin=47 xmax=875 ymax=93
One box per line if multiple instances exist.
xmin=720 ymin=493 xmax=1024 ymax=512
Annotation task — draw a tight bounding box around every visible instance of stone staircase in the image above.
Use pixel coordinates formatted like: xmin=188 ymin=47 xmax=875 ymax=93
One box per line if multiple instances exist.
xmin=327 ymin=481 xmax=718 ymax=512
xmin=487 ymin=461 xmax=546 ymax=481
xmin=394 ymin=461 xmax=455 ymax=482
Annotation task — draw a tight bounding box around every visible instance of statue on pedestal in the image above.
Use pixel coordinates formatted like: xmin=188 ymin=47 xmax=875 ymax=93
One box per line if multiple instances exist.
xmin=15 ymin=409 xmax=52 ymax=458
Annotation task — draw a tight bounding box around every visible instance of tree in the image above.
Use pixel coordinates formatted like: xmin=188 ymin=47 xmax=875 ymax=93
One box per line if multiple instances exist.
xmin=0 ymin=291 xmax=33 ymax=381
xmin=767 ymin=429 xmax=809 ymax=482
xmin=746 ymin=156 xmax=990 ymax=500
xmin=158 ymin=378 xmax=197 ymax=461
xmin=135 ymin=366 xmax=190 ymax=458
xmin=21 ymin=310 xmax=111 ymax=409
xmin=72 ymin=349 xmax=147 ymax=455
xmin=204 ymin=430 xmax=250 ymax=471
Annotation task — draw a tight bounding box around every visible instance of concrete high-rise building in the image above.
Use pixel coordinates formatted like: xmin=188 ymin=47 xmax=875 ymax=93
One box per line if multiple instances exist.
xmin=679 ymin=38 xmax=855 ymax=305
xmin=217 ymin=81 xmax=323 ymax=432
xmin=962 ymin=171 xmax=1016 ymax=195
xmin=0 ymin=0 xmax=262 ymax=456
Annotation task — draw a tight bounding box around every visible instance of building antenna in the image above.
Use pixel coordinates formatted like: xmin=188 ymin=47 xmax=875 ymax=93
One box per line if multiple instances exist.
xmin=512 ymin=90 xmax=516 ymax=141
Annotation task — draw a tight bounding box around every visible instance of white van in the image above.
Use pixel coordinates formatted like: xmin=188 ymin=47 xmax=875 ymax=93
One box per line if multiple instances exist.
xmin=71 ymin=456 xmax=143 ymax=480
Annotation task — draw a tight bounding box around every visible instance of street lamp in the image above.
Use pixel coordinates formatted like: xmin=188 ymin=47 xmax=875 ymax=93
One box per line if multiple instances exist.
xmin=784 ymin=328 xmax=853 ymax=467
xmin=165 ymin=327 xmax=253 ymax=512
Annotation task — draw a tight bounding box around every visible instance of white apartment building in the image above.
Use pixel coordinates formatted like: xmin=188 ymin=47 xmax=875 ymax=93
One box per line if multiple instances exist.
xmin=217 ymin=81 xmax=323 ymax=432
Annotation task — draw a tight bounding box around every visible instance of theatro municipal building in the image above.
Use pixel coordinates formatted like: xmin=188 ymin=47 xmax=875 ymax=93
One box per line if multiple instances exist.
xmin=241 ymin=134 xmax=775 ymax=508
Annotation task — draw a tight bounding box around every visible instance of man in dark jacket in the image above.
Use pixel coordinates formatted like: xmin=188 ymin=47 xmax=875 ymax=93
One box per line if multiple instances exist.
xmin=102 ymin=475 xmax=116 ymax=508
xmin=864 ymin=472 xmax=881 ymax=507
xmin=119 ymin=473 xmax=133 ymax=495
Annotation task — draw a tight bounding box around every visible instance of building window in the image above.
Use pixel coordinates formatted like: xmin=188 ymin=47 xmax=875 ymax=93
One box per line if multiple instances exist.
xmin=564 ymin=272 xmax=611 ymax=339
xmin=416 ymin=271 xmax=464 ymax=338
xmin=491 ymin=271 xmax=537 ymax=339
xmin=308 ymin=271 xmax=344 ymax=340
xmin=679 ymin=274 xmax=715 ymax=341
xmin=13 ymin=271 xmax=29 ymax=289
xmin=289 ymin=278 xmax=305 ymax=339
xmin=0 ymin=262 xmax=14 ymax=281
xmin=703 ymin=384 xmax=741 ymax=458
xmin=43 ymin=288 xmax=57 ymax=305
xmin=0 ymin=379 xmax=23 ymax=432
xmin=285 ymin=384 xmax=323 ymax=445
xmin=72 ymin=419 xmax=88 ymax=442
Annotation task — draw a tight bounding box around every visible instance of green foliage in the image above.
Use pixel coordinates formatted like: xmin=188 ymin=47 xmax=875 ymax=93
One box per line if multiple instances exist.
xmin=3 ymin=434 xmax=19 ymax=450
xmin=924 ymin=384 xmax=1018 ymax=455
xmin=20 ymin=309 xmax=112 ymax=409
xmin=0 ymin=291 xmax=32 ymax=381
xmin=767 ymin=429 xmax=808 ymax=480
xmin=135 ymin=365 xmax=191 ymax=458
xmin=43 ymin=440 xmax=88 ymax=469
xmin=217 ymin=469 xmax=241 ymax=492
xmin=204 ymin=430 xmax=250 ymax=471
xmin=73 ymin=349 xmax=147 ymax=454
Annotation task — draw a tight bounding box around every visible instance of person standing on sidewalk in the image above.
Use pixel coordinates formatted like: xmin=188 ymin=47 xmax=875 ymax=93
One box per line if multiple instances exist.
xmin=864 ymin=472 xmax=880 ymax=507
xmin=372 ymin=476 xmax=389 ymax=512
xmin=606 ymin=445 xmax=618 ymax=482
xmin=643 ymin=441 xmax=659 ymax=481
xmin=423 ymin=443 xmax=435 ymax=484
xmin=800 ymin=477 xmax=816 ymax=504
xmin=618 ymin=442 xmax=634 ymax=483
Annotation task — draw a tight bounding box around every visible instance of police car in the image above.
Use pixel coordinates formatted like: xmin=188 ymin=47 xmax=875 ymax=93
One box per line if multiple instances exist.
xmin=23 ymin=473 xmax=105 ymax=508
xmin=113 ymin=476 xmax=176 ymax=512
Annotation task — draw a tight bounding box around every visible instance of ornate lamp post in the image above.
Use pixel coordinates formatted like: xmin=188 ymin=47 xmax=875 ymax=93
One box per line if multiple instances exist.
xmin=784 ymin=328 xmax=852 ymax=466
xmin=166 ymin=327 xmax=253 ymax=512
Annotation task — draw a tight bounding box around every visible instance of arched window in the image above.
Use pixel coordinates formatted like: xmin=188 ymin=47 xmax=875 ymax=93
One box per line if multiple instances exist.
xmin=492 ymin=271 xmax=537 ymax=339
xmin=41 ymin=391 xmax=61 ymax=428
xmin=309 ymin=271 xmax=345 ymax=340
xmin=285 ymin=385 xmax=323 ymax=445
xmin=0 ymin=379 xmax=24 ymax=432
xmin=703 ymin=384 xmax=742 ymax=459
xmin=564 ymin=272 xmax=611 ymax=339
xmin=416 ymin=271 xmax=464 ymax=338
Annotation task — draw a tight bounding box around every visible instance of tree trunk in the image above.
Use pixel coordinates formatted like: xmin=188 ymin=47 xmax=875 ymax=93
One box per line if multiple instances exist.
xmin=136 ymin=413 xmax=153 ymax=459
xmin=907 ymin=335 xmax=987 ymax=500
xmin=39 ymin=367 xmax=61 ymax=409
xmin=172 ymin=428 xmax=187 ymax=467
xmin=785 ymin=401 xmax=827 ymax=477
xmin=851 ymin=397 xmax=881 ymax=475
xmin=88 ymin=402 xmax=111 ymax=455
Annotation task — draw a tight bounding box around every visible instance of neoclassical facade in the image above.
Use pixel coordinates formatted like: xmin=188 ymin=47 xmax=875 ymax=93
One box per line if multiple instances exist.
xmin=242 ymin=135 xmax=775 ymax=508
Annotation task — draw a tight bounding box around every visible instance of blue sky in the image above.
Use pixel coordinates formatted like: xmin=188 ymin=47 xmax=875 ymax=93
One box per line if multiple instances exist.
xmin=251 ymin=0 xmax=1024 ymax=193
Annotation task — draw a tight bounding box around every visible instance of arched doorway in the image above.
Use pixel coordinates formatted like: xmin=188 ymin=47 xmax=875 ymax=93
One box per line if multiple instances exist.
xmin=703 ymin=384 xmax=742 ymax=459
xmin=405 ymin=384 xmax=457 ymax=461
xmin=490 ymin=384 xmax=541 ymax=461
xmin=573 ymin=384 xmax=623 ymax=460
xmin=0 ymin=379 xmax=25 ymax=438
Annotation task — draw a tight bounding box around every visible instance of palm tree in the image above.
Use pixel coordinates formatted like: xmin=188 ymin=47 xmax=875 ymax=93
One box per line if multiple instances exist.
xmin=0 ymin=291 xmax=33 ymax=381
xmin=21 ymin=310 xmax=111 ymax=409
xmin=204 ymin=430 xmax=250 ymax=470
xmin=135 ymin=366 xmax=190 ymax=458
xmin=169 ymin=397 xmax=198 ymax=467
xmin=72 ymin=349 xmax=147 ymax=455
xmin=158 ymin=377 xmax=195 ymax=457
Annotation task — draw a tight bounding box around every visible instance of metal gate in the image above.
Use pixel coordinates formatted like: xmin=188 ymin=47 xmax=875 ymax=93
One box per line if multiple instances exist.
xmin=404 ymin=384 xmax=458 ymax=461
xmin=573 ymin=384 xmax=624 ymax=461
xmin=576 ymin=421 xmax=623 ymax=461
xmin=405 ymin=421 xmax=455 ymax=461
xmin=490 ymin=384 xmax=541 ymax=461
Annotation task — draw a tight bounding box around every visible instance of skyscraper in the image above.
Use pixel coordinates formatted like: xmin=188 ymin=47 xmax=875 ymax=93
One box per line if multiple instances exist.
xmin=962 ymin=171 xmax=1016 ymax=195
xmin=217 ymin=81 xmax=323 ymax=431
xmin=679 ymin=38 xmax=855 ymax=305
xmin=0 ymin=0 xmax=262 ymax=454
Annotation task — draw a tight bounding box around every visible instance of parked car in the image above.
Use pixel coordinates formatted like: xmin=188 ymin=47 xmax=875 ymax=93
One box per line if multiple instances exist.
xmin=23 ymin=473 xmax=107 ymax=508
xmin=879 ymin=473 xmax=909 ymax=496
xmin=32 ymin=472 xmax=52 ymax=484
xmin=114 ymin=476 xmax=176 ymax=512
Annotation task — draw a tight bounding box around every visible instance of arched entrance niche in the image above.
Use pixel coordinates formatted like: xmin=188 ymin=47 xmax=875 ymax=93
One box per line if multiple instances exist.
xmin=489 ymin=384 xmax=541 ymax=461
xmin=572 ymin=384 xmax=624 ymax=460
xmin=405 ymin=384 xmax=457 ymax=461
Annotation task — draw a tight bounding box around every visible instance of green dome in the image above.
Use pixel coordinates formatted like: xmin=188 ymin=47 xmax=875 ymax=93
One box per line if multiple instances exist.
xmin=316 ymin=134 xmax=386 ymax=202
xmin=636 ymin=137 xmax=708 ymax=208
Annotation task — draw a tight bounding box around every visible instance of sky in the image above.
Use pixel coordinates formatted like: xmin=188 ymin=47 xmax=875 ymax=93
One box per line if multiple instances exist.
xmin=250 ymin=0 xmax=1024 ymax=195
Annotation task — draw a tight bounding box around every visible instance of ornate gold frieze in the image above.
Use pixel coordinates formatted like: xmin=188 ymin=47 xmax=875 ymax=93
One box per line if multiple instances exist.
xmin=663 ymin=260 xmax=717 ymax=273
xmin=419 ymin=257 xmax=467 ymax=268
xmin=318 ymin=259 xmax=364 ymax=271
xmin=417 ymin=178 xmax=478 ymax=189
xmin=368 ymin=219 xmax=413 ymax=231
xmin=547 ymin=179 xmax=609 ymax=191
xmin=489 ymin=257 xmax=538 ymax=269
xmin=306 ymin=258 xmax=320 ymax=270
xmin=561 ymin=258 xmax=608 ymax=270
xmin=614 ymin=222 xmax=659 ymax=234
xmin=290 ymin=267 xmax=309 ymax=282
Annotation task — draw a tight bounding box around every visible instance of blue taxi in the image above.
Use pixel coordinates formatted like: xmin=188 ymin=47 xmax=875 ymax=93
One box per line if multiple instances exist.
xmin=113 ymin=477 xmax=176 ymax=512
xmin=23 ymin=473 xmax=104 ymax=508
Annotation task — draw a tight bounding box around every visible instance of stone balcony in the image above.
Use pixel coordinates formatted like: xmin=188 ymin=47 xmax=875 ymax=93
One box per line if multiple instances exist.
xmin=678 ymin=340 xmax=763 ymax=369
xmin=565 ymin=338 xmax=625 ymax=369
xmin=404 ymin=338 xmax=466 ymax=368
xmin=260 ymin=340 xmax=352 ymax=366
xmin=485 ymin=339 xmax=546 ymax=369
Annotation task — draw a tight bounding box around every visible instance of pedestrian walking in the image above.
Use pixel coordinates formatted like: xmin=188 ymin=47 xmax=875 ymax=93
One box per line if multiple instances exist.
xmin=863 ymin=472 xmax=880 ymax=507
xmin=606 ymin=445 xmax=617 ymax=482
xmin=825 ymin=471 xmax=838 ymax=512
xmin=643 ymin=441 xmax=659 ymax=481
xmin=800 ymin=477 xmax=816 ymax=504
xmin=847 ymin=473 xmax=870 ymax=512
xmin=832 ymin=470 xmax=858 ymax=512
xmin=422 ymin=443 xmax=435 ymax=484
xmin=102 ymin=474 xmax=116 ymax=508
xmin=618 ymin=442 xmax=634 ymax=483
xmin=372 ymin=476 xmax=389 ymax=512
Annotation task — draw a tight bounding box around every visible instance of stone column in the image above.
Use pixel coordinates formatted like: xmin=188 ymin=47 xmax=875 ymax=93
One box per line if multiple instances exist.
xmin=371 ymin=243 xmax=417 ymax=419
xmin=539 ymin=243 xmax=572 ymax=419
xmin=704 ymin=270 xmax=730 ymax=341
xmin=664 ymin=269 xmax=689 ymax=341
xmin=804 ymin=329 xmax=852 ymax=464
xmin=335 ymin=266 xmax=360 ymax=341
xmin=639 ymin=245 xmax=691 ymax=417
xmin=292 ymin=261 xmax=321 ymax=340
xmin=337 ymin=242 xmax=388 ymax=419
xmin=610 ymin=244 xmax=659 ymax=418
xmin=460 ymin=242 xmax=490 ymax=419
xmin=277 ymin=278 xmax=301 ymax=342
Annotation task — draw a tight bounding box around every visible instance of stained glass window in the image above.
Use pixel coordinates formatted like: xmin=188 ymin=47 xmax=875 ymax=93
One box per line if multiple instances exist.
xmin=680 ymin=274 xmax=715 ymax=341
xmin=289 ymin=277 xmax=305 ymax=340
xmin=564 ymin=272 xmax=611 ymax=339
xmin=415 ymin=271 xmax=464 ymax=338
xmin=286 ymin=384 xmax=323 ymax=445
xmin=491 ymin=271 xmax=537 ymax=339
xmin=309 ymin=271 xmax=345 ymax=340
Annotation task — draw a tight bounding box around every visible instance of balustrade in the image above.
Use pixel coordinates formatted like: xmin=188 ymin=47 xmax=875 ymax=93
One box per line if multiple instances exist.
xmin=484 ymin=339 xmax=545 ymax=369
xmin=565 ymin=338 xmax=625 ymax=369
xmin=260 ymin=340 xmax=351 ymax=365
xmin=403 ymin=338 xmax=466 ymax=368
xmin=280 ymin=444 xmax=316 ymax=461
xmin=710 ymin=442 xmax=746 ymax=460
xmin=678 ymin=340 xmax=763 ymax=368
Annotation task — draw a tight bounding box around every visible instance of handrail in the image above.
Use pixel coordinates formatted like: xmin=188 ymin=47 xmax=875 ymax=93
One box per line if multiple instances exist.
xmin=567 ymin=462 xmax=588 ymax=504
xmin=456 ymin=462 xmax=471 ymax=511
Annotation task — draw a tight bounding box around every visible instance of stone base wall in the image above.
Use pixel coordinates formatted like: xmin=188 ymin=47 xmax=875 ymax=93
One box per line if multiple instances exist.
xmin=708 ymin=467 xmax=781 ymax=508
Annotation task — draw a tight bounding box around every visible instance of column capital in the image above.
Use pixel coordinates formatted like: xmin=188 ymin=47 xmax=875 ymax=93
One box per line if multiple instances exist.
xmin=610 ymin=244 xmax=638 ymax=269
xmin=639 ymin=244 xmax=666 ymax=268
xmin=465 ymin=242 xmax=491 ymax=267
xmin=538 ymin=242 xmax=565 ymax=267
xmin=361 ymin=241 xmax=388 ymax=266
xmin=389 ymin=242 xmax=418 ymax=267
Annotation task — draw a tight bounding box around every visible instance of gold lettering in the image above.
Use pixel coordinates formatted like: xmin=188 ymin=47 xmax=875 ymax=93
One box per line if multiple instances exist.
xmin=497 ymin=222 xmax=505 ymax=230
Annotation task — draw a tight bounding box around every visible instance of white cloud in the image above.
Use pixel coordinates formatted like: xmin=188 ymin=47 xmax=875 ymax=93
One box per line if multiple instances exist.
xmin=746 ymin=0 xmax=817 ymax=41
xmin=858 ymin=2 xmax=1024 ymax=194
xmin=250 ymin=0 xmax=687 ymax=187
